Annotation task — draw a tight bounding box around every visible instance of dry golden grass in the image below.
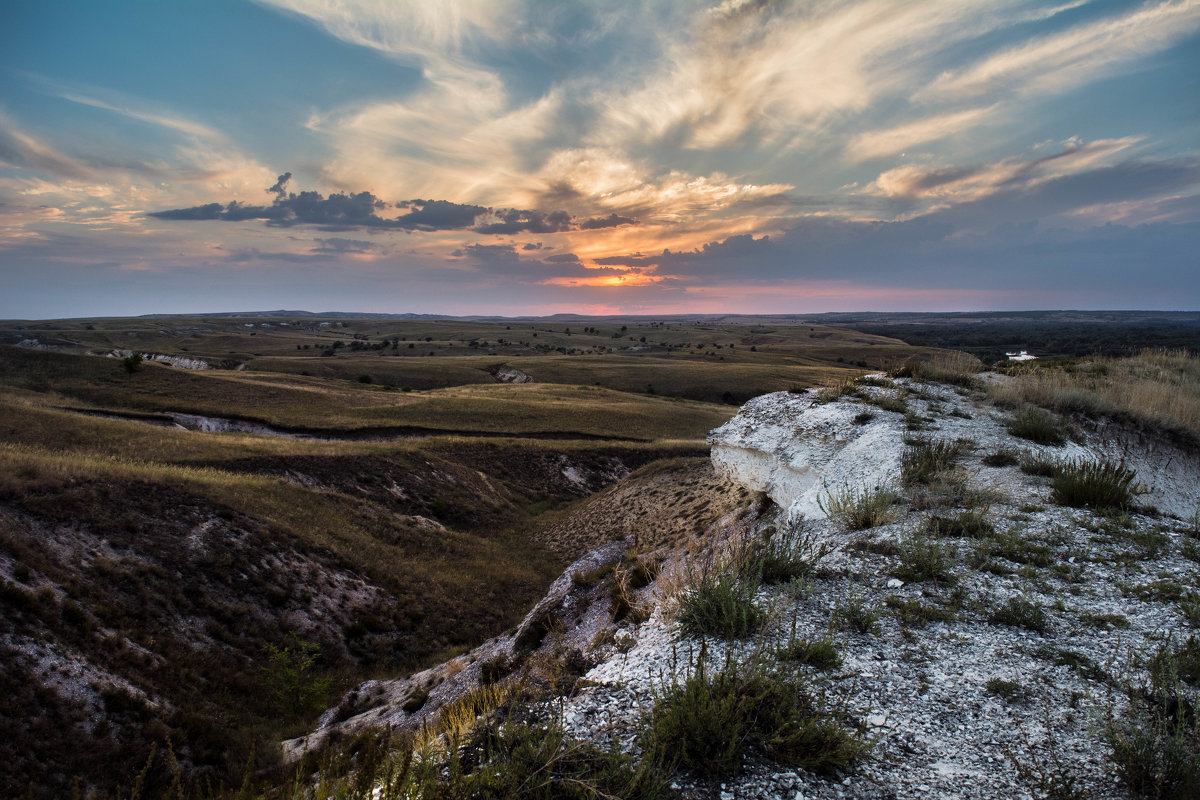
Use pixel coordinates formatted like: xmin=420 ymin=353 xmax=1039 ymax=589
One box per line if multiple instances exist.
xmin=988 ymin=349 xmax=1200 ymax=442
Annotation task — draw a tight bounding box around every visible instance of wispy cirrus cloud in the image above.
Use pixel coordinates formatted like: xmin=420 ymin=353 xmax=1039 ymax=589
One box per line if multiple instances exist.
xmin=926 ymin=0 xmax=1200 ymax=100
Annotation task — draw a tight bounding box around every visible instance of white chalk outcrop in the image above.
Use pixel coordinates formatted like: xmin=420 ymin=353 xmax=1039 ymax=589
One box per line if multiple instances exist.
xmin=708 ymin=390 xmax=905 ymax=520
xmin=709 ymin=380 xmax=1200 ymax=521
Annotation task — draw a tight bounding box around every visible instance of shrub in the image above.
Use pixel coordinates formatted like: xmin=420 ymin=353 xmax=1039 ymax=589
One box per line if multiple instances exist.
xmin=852 ymin=411 xmax=875 ymax=425
xmin=833 ymin=593 xmax=880 ymax=635
xmin=777 ymin=636 xmax=843 ymax=671
xmin=1019 ymin=451 xmax=1060 ymax=477
xmin=819 ymin=485 xmax=900 ymax=531
xmin=754 ymin=525 xmax=833 ymax=585
xmin=1007 ymin=407 xmax=1069 ymax=446
xmin=1051 ymin=458 xmax=1137 ymax=511
xmin=674 ymin=567 xmax=764 ymax=640
xmin=926 ymin=510 xmax=995 ymax=539
xmin=121 ymin=353 xmax=143 ymax=374
xmin=893 ymin=531 xmax=957 ymax=583
xmin=641 ymin=653 xmax=870 ymax=777
xmin=989 ymin=596 xmax=1049 ymax=632
xmin=982 ymin=448 xmax=1020 ymax=467
xmin=1105 ymin=637 xmax=1200 ymax=799
xmin=900 ymin=438 xmax=965 ymax=486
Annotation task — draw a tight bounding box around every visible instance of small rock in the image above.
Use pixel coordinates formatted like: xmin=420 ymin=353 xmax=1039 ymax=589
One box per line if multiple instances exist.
xmin=887 ymin=578 xmax=904 ymax=589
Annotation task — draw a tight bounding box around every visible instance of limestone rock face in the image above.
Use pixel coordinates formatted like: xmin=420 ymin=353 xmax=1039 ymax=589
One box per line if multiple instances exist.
xmin=708 ymin=383 xmax=1200 ymax=521
xmin=707 ymin=391 xmax=905 ymax=520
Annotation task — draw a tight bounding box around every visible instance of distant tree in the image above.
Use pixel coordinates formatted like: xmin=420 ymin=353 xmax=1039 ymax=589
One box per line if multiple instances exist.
xmin=121 ymin=353 xmax=142 ymax=374
xmin=261 ymin=635 xmax=331 ymax=716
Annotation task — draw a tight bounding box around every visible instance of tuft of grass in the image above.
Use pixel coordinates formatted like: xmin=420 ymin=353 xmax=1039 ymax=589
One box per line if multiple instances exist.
xmin=852 ymin=410 xmax=875 ymax=425
xmin=673 ymin=565 xmax=765 ymax=640
xmin=982 ymin=447 xmax=1020 ymax=467
xmin=641 ymin=652 xmax=871 ymax=777
xmin=819 ymin=485 xmax=900 ymax=531
xmin=885 ymin=595 xmax=956 ymax=627
xmin=833 ymin=593 xmax=880 ymax=635
xmin=985 ymin=677 xmax=1024 ymax=701
xmin=889 ymin=351 xmax=983 ymax=388
xmin=893 ymin=531 xmax=957 ymax=584
xmin=754 ymin=524 xmax=833 ymax=585
xmin=1050 ymin=458 xmax=1137 ymax=511
xmin=926 ymin=510 xmax=995 ymax=539
xmin=777 ymin=637 xmax=844 ymax=671
xmin=900 ymin=437 xmax=965 ymax=486
xmin=1020 ymin=451 xmax=1060 ymax=477
xmin=1104 ymin=635 xmax=1200 ymax=799
xmin=989 ymin=596 xmax=1049 ymax=632
xmin=1007 ymin=407 xmax=1069 ymax=446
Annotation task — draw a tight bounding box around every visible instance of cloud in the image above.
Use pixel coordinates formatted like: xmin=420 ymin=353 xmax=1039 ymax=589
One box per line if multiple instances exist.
xmin=148 ymin=178 xmax=634 ymax=235
xmin=927 ymin=0 xmax=1200 ymax=100
xmin=473 ymin=208 xmax=572 ymax=234
xmin=396 ymin=199 xmax=489 ymax=230
xmin=543 ymin=252 xmax=579 ymax=263
xmin=845 ymin=107 xmax=997 ymax=162
xmin=578 ymin=212 xmax=638 ymax=230
xmin=311 ymin=236 xmax=377 ymax=254
xmin=268 ymin=172 xmax=293 ymax=198
xmin=868 ymin=138 xmax=1153 ymax=209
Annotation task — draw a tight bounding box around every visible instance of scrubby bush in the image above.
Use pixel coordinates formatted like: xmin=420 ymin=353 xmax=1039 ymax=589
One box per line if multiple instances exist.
xmin=900 ymin=438 xmax=965 ymax=486
xmin=753 ymin=524 xmax=832 ymax=585
xmin=641 ymin=653 xmax=870 ymax=777
xmin=1051 ymin=458 xmax=1137 ymax=511
xmin=893 ymin=531 xmax=957 ymax=584
xmin=777 ymin=637 xmax=843 ymax=670
xmin=1105 ymin=635 xmax=1200 ymax=799
xmin=674 ymin=567 xmax=764 ymax=640
xmin=988 ymin=596 xmax=1049 ymax=632
xmin=819 ymin=485 xmax=899 ymax=531
xmin=1007 ymin=407 xmax=1069 ymax=446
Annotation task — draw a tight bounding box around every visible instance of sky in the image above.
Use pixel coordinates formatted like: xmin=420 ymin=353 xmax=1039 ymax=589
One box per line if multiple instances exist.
xmin=1 ymin=0 xmax=1198 ymax=319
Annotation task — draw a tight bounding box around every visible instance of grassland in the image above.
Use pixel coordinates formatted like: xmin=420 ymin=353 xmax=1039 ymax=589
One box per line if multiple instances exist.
xmin=0 ymin=313 xmax=940 ymax=797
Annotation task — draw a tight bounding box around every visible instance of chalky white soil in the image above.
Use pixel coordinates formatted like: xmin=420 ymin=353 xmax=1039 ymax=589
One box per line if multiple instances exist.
xmin=543 ymin=380 xmax=1198 ymax=799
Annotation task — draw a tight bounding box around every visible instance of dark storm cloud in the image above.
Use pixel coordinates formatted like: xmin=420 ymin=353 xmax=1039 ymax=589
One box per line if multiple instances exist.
xmin=473 ymin=208 xmax=572 ymax=234
xmin=394 ymin=198 xmax=488 ymax=229
xmin=267 ymin=171 xmax=292 ymax=198
xmin=578 ymin=212 xmax=638 ymax=230
xmin=149 ymin=177 xmax=634 ymax=234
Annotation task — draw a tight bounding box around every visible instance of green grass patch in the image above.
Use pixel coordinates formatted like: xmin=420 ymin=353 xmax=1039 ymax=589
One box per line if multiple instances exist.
xmin=641 ymin=653 xmax=871 ymax=777
xmin=1050 ymin=458 xmax=1137 ymax=511
xmin=1006 ymin=407 xmax=1069 ymax=446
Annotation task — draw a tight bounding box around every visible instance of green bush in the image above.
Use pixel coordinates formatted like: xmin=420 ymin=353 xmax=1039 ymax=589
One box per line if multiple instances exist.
xmin=893 ymin=531 xmax=957 ymax=584
xmin=833 ymin=593 xmax=880 ymax=635
xmin=1105 ymin=637 xmax=1200 ymax=799
xmin=674 ymin=568 xmax=764 ymax=640
xmin=982 ymin=448 xmax=1019 ymax=467
xmin=819 ymin=485 xmax=900 ymax=531
xmin=988 ymin=596 xmax=1049 ymax=632
xmin=1051 ymin=458 xmax=1137 ymax=511
xmin=641 ymin=654 xmax=869 ymax=777
xmin=900 ymin=438 xmax=965 ymax=486
xmin=776 ymin=637 xmax=843 ymax=671
xmin=926 ymin=510 xmax=995 ymax=539
xmin=754 ymin=525 xmax=832 ymax=585
xmin=1007 ymin=407 xmax=1069 ymax=446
